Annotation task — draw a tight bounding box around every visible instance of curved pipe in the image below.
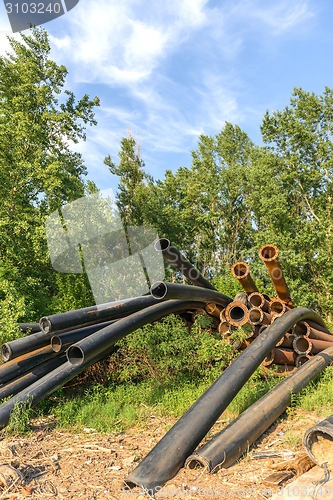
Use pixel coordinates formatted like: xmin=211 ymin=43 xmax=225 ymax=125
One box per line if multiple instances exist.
xmin=155 ymin=239 xmax=215 ymax=290
xmin=185 ymin=346 xmax=333 ymax=472
xmin=259 ymin=244 xmax=293 ymax=306
xmin=0 ymin=301 xmax=204 ymax=430
xmin=39 ymin=295 xmax=160 ymax=334
xmin=0 ymin=356 xmax=66 ymax=400
xmin=150 ymin=282 xmax=232 ymax=308
xmin=51 ymin=320 xmax=117 ymax=353
xmin=304 ymin=413 xmax=333 ymax=467
xmin=231 ymin=262 xmax=258 ymax=294
xmin=125 ymin=308 xmax=325 ymax=493
xmin=67 ymin=300 xmax=206 ymax=365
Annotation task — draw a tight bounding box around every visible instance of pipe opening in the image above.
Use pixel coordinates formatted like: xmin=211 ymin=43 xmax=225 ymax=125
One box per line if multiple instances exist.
xmin=186 ymin=458 xmax=205 ymax=470
xmin=40 ymin=317 xmax=51 ymax=334
xmin=293 ymin=322 xmax=309 ymax=336
xmin=154 ymin=238 xmax=170 ymax=252
xmin=249 ymin=309 xmax=262 ymax=324
xmin=67 ymin=346 xmax=84 ymax=365
xmin=150 ymin=281 xmax=167 ymax=299
xmin=259 ymin=244 xmax=278 ymax=261
xmin=259 ymin=325 xmax=267 ymax=334
xmin=270 ymin=301 xmax=284 ymax=315
xmin=249 ymin=294 xmax=262 ymax=307
xmin=1 ymin=344 xmax=11 ymax=362
xmin=296 ymin=354 xmax=311 ymax=367
xmin=293 ymin=336 xmax=311 ymax=354
xmin=229 ymin=306 xmax=245 ymax=322
xmin=232 ymin=262 xmax=248 ymax=278
xmin=51 ymin=337 xmax=62 ymax=353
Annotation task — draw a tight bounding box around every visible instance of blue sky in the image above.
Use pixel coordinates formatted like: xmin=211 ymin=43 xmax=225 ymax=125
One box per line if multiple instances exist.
xmin=1 ymin=0 xmax=332 ymax=193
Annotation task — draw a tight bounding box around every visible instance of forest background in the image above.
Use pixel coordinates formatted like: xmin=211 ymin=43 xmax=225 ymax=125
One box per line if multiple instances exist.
xmin=1 ymin=27 xmax=333 ymax=351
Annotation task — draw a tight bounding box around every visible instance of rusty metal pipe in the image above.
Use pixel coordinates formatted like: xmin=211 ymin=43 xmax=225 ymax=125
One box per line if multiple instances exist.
xmin=259 ymin=244 xmax=293 ymax=306
xmin=125 ymin=308 xmax=325 ymax=493
xmin=248 ymin=308 xmax=271 ymax=326
xmin=231 ymin=262 xmax=258 ymax=294
xmin=296 ymin=354 xmax=312 ymax=366
xmin=292 ymin=321 xmax=310 ymax=337
xmin=248 ymin=292 xmax=269 ymax=312
xmin=269 ymin=298 xmax=290 ymax=317
xmin=309 ymin=338 xmax=333 ymax=355
xmin=225 ymin=301 xmax=249 ymax=326
xmin=276 ymin=333 xmax=294 ymax=348
xmin=185 ymin=346 xmax=333 ymax=472
xmin=205 ymin=302 xmax=223 ymax=318
xmin=155 ymin=238 xmax=215 ymax=290
xmin=293 ymin=336 xmax=312 ymax=355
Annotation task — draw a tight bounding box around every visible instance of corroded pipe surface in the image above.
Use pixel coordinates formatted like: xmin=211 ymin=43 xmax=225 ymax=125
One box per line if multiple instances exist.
xmin=293 ymin=336 xmax=312 ymax=355
xmin=259 ymin=245 xmax=293 ymax=306
xmin=296 ymin=354 xmax=312 ymax=366
xmin=249 ymin=308 xmax=271 ymax=326
xmin=231 ymin=262 xmax=258 ymax=294
xmin=276 ymin=333 xmax=294 ymax=348
xmin=309 ymin=338 xmax=333 ymax=355
xmin=272 ymin=347 xmax=297 ymax=365
xmin=292 ymin=321 xmax=310 ymax=337
xmin=225 ymin=301 xmax=249 ymax=327
xmin=248 ymin=292 xmax=269 ymax=312
xmin=205 ymin=302 xmax=223 ymax=318
xmin=269 ymin=298 xmax=290 ymax=317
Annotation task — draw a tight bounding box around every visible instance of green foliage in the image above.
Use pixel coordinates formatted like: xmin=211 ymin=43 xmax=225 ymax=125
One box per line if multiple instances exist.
xmin=108 ymin=314 xmax=234 ymax=385
xmin=0 ymin=27 xmax=99 ymax=321
xmin=5 ymin=398 xmax=33 ymax=435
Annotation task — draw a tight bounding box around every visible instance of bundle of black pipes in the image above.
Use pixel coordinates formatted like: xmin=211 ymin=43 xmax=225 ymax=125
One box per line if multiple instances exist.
xmin=0 ymin=239 xmax=332 ymax=493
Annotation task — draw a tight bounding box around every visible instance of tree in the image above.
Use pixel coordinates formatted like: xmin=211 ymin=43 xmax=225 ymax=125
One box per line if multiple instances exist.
xmin=0 ymin=27 xmax=100 ymax=322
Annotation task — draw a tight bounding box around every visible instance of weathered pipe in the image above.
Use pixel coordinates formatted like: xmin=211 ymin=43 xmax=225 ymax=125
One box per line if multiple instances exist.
xmin=39 ymin=295 xmax=160 ymax=334
xmin=269 ymin=298 xmax=290 ymax=317
xmin=150 ymin=282 xmax=232 ymax=308
xmin=309 ymin=326 xmax=333 ymax=343
xmin=271 ymin=347 xmax=297 ymax=365
xmin=0 ymin=355 xmax=66 ymax=400
xmin=248 ymin=308 xmax=271 ymax=326
xmin=125 ymin=308 xmax=324 ymax=493
xmin=67 ymin=300 xmax=206 ymax=365
xmin=0 ymin=346 xmax=58 ymax=386
xmin=259 ymin=244 xmax=293 ymax=306
xmin=292 ymin=321 xmax=310 ymax=337
xmin=205 ymin=302 xmax=223 ymax=319
xmin=293 ymin=336 xmax=312 ymax=355
xmin=307 ymin=320 xmax=331 ymax=335
xmin=248 ymin=292 xmax=269 ymax=312
xmin=18 ymin=323 xmax=40 ymax=334
xmin=310 ymin=338 xmax=333 ymax=354
xmin=155 ymin=238 xmax=215 ymax=290
xmin=231 ymin=262 xmax=258 ymax=294
xmin=275 ymin=333 xmax=294 ymax=349
xmin=296 ymin=354 xmax=312 ymax=366
xmin=0 ymin=301 xmax=205 ymax=429
xmin=51 ymin=320 xmax=118 ymax=352
xmin=225 ymin=301 xmax=249 ymax=327
xmin=185 ymin=345 xmax=333 ymax=472
xmin=304 ymin=413 xmax=333 ymax=468
xmin=2 ymin=330 xmax=49 ymax=361
xmin=218 ymin=321 xmax=230 ymax=335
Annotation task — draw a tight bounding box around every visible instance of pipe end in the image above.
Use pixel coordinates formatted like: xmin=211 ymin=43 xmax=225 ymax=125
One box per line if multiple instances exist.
xmin=154 ymin=238 xmax=171 ymax=252
xmin=67 ymin=345 xmax=85 ymax=365
xmin=150 ymin=281 xmax=167 ymax=299
xmin=39 ymin=316 xmax=52 ymax=334
xmin=1 ymin=344 xmax=12 ymax=362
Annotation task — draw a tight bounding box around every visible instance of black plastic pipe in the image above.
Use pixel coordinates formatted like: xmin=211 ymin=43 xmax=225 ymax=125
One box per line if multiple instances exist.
xmin=304 ymin=413 xmax=333 ymax=467
xmin=51 ymin=320 xmax=118 ymax=352
xmin=155 ymin=239 xmax=216 ymax=290
xmin=0 ymin=346 xmax=58 ymax=386
xmin=185 ymin=345 xmax=333 ymax=472
xmin=150 ymin=282 xmax=232 ymax=308
xmin=0 ymin=300 xmax=204 ymax=429
xmin=39 ymin=295 xmax=160 ymax=334
xmin=2 ymin=330 xmax=49 ymax=361
xmin=67 ymin=300 xmax=206 ymax=365
xmin=18 ymin=323 xmax=41 ymax=334
xmin=0 ymin=355 xmax=66 ymax=400
xmin=125 ymin=308 xmax=326 ymax=493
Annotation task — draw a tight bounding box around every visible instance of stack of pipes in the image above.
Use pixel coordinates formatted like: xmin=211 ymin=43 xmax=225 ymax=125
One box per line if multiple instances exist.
xmin=208 ymin=244 xmax=333 ymax=375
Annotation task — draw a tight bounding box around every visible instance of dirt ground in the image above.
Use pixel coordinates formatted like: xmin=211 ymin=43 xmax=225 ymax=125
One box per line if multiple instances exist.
xmin=0 ymin=411 xmax=322 ymax=500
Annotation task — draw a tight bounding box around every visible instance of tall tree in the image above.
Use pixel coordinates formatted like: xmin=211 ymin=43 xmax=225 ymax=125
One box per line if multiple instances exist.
xmin=0 ymin=27 xmax=99 ymax=322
